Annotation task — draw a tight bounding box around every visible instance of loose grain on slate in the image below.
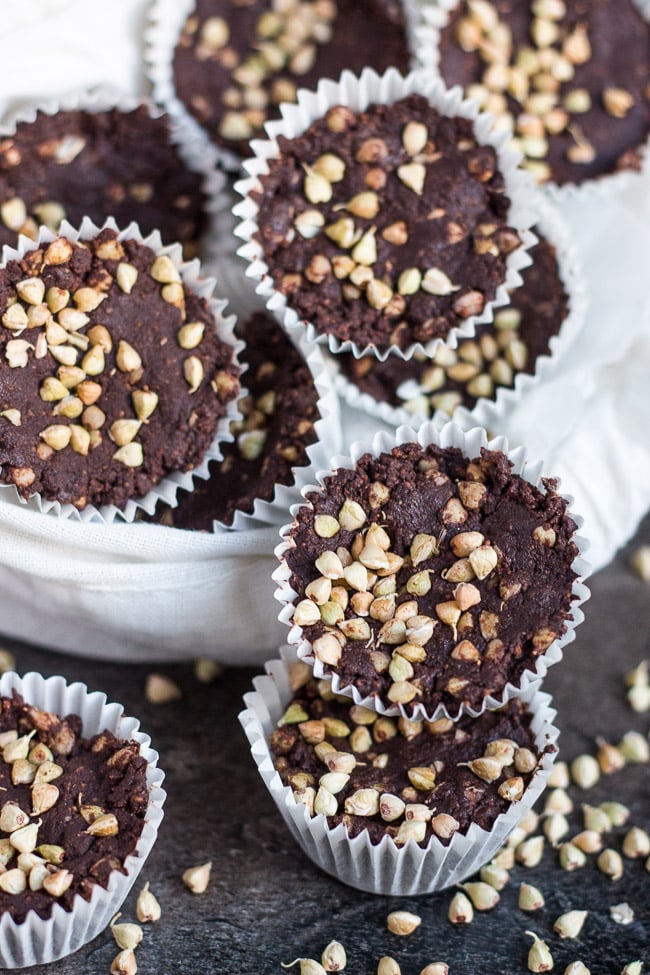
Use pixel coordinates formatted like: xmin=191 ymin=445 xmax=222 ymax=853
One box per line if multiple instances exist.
xmin=254 ymin=95 xmax=521 ymax=350
xmin=285 ymin=443 xmax=579 ymax=717
xmin=0 ymin=229 xmax=240 ymax=510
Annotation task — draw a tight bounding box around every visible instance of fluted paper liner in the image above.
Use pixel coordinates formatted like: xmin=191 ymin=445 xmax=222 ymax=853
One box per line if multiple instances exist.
xmin=0 ymin=84 xmax=232 ymax=258
xmin=273 ymin=420 xmax=591 ymax=722
xmin=240 ymin=645 xmax=559 ymax=895
xmin=0 ymin=216 xmax=245 ymax=524
xmin=203 ymin=260 xmax=342 ymax=532
xmin=331 ymin=192 xmax=588 ymax=430
xmin=0 ymin=671 xmax=165 ymax=968
xmin=234 ymin=66 xmax=540 ymax=362
xmin=146 ymin=0 xmax=433 ymax=173
xmin=418 ymin=0 xmax=650 ymax=204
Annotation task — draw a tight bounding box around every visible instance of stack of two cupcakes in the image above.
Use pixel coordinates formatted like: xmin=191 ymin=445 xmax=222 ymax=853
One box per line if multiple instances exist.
xmin=236 ymin=69 xmax=590 ymax=895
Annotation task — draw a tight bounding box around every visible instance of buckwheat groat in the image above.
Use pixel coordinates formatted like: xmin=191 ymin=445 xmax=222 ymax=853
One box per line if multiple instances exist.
xmin=0 ymin=691 xmax=148 ymax=923
xmin=0 ymin=229 xmax=240 ymax=510
xmin=150 ymin=310 xmax=320 ymax=528
xmin=253 ymin=95 xmax=522 ymax=351
xmin=271 ymin=670 xmax=543 ymax=846
xmin=0 ymin=107 xmax=207 ymax=255
xmin=173 ymin=0 xmax=411 ymax=156
xmin=283 ymin=443 xmax=579 ymax=717
xmin=337 ymin=233 xmax=567 ymax=415
xmin=436 ymin=0 xmax=650 ymax=185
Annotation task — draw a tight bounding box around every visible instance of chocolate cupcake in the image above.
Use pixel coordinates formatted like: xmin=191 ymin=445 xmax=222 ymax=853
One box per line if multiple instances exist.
xmin=148 ymin=310 xmax=327 ymax=529
xmin=240 ymin=646 xmax=559 ymax=894
xmin=154 ymin=0 xmax=413 ymax=161
xmin=274 ymin=422 xmax=589 ymax=721
xmin=0 ymin=221 xmax=241 ymax=519
xmin=235 ymin=69 xmax=537 ymax=359
xmin=0 ymin=99 xmax=211 ymax=257
xmin=336 ymin=229 xmax=569 ymax=418
xmin=426 ymin=0 xmax=650 ymax=187
xmin=0 ymin=671 xmax=164 ymax=968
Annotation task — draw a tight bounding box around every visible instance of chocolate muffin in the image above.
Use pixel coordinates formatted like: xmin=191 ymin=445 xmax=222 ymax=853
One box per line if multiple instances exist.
xmin=435 ymin=0 xmax=650 ymax=185
xmin=172 ymin=0 xmax=411 ymax=157
xmin=252 ymin=94 xmax=523 ymax=352
xmin=337 ymin=232 xmax=568 ymax=416
xmin=271 ymin=669 xmax=544 ymax=847
xmin=281 ymin=442 xmax=580 ymax=717
xmin=0 ymin=229 xmax=240 ymax=511
xmin=149 ymin=310 xmax=320 ymax=528
xmin=0 ymin=106 xmax=207 ymax=255
xmin=0 ymin=691 xmax=149 ymax=923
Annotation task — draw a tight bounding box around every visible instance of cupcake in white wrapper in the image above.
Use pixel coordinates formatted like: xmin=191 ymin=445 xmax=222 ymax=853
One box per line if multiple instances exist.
xmin=239 ymin=645 xmax=559 ymax=895
xmin=234 ymin=66 xmax=540 ymax=362
xmin=417 ymin=0 xmax=650 ymax=203
xmin=0 ymin=670 xmax=165 ymax=968
xmin=329 ymin=191 xmax=587 ymax=431
xmin=0 ymin=216 xmax=245 ymax=524
xmin=274 ymin=419 xmax=591 ymax=722
xmin=145 ymin=0 xmax=431 ymax=173
xmin=0 ymin=85 xmax=231 ymax=260
xmin=153 ymin=256 xmax=342 ymax=532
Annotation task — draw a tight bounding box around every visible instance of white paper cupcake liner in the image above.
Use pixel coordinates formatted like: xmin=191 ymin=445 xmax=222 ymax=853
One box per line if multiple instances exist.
xmin=0 ymin=84 xmax=232 ymax=260
xmin=0 ymin=216 xmax=245 ymax=524
xmin=330 ymin=191 xmax=588 ymax=431
xmin=0 ymin=671 xmax=165 ymax=968
xmin=273 ymin=419 xmax=591 ymax=722
xmin=239 ymin=644 xmax=559 ymax=895
xmin=145 ymin=0 xmax=433 ymax=174
xmin=234 ymin=66 xmax=540 ymax=363
xmin=418 ymin=0 xmax=650 ymax=205
xmin=202 ymin=258 xmax=343 ymax=532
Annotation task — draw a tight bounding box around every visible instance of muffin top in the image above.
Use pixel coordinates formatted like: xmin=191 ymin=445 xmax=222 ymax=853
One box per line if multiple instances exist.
xmin=0 ymin=107 xmax=207 ymax=256
xmin=253 ymin=95 xmax=522 ymax=352
xmin=437 ymin=0 xmax=650 ymax=186
xmin=0 ymin=229 xmax=240 ymax=511
xmin=0 ymin=692 xmax=148 ymax=923
xmin=173 ymin=0 xmax=411 ymax=156
xmin=283 ymin=442 xmax=579 ymax=717
xmin=337 ymin=232 xmax=568 ymax=416
xmin=149 ymin=310 xmax=320 ymax=528
xmin=271 ymin=663 xmax=543 ymax=847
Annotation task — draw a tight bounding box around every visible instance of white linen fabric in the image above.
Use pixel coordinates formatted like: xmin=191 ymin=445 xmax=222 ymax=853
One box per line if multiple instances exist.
xmin=0 ymin=1 xmax=648 ymax=662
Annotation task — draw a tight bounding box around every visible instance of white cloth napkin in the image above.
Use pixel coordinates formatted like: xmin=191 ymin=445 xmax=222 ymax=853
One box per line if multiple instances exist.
xmin=0 ymin=1 xmax=649 ymax=663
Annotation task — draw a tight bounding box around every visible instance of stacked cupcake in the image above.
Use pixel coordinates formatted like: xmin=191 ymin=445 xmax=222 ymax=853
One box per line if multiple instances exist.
xmin=241 ymin=420 xmax=590 ymax=894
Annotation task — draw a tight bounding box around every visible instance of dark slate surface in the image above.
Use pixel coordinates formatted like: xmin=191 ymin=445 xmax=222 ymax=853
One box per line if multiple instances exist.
xmin=2 ymin=517 xmax=649 ymax=975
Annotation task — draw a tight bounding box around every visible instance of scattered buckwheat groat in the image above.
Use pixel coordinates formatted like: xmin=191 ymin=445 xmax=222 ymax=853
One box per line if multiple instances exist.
xmin=182 ymin=861 xmax=212 ymax=894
